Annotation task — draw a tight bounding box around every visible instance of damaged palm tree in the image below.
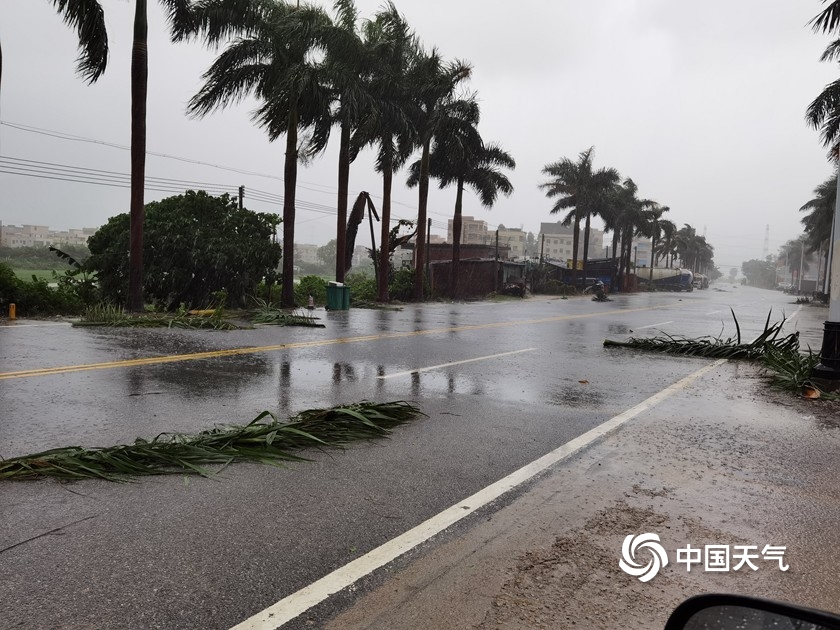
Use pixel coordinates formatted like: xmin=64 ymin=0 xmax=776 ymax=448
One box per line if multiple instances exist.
xmin=1 ymin=401 xmax=425 ymax=482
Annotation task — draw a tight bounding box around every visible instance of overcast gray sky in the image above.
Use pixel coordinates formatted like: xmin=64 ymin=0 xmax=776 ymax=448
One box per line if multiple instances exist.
xmin=1 ymin=0 xmax=837 ymax=271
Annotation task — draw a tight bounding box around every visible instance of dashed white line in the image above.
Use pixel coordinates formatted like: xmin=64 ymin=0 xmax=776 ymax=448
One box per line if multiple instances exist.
xmin=229 ymin=358 xmax=728 ymax=630
xmin=636 ymin=321 xmax=672 ymax=330
xmin=377 ymin=348 xmax=537 ymax=379
xmin=706 ymin=310 xmax=723 ymax=315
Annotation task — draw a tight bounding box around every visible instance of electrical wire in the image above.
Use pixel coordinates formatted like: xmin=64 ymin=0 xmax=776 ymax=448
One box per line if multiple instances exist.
xmin=0 ymin=119 xmax=496 ymax=230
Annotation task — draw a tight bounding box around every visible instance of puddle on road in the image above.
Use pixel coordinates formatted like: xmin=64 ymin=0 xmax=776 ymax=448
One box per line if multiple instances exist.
xmin=548 ymin=386 xmax=606 ymax=409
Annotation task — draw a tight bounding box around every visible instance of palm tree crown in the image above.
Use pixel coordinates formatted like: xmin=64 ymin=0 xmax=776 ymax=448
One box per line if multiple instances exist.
xmin=540 ymin=147 xmax=619 ymax=285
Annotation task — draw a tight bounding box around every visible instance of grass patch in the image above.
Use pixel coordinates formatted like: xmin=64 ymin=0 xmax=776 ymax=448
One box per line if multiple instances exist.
xmin=11 ymin=268 xmax=58 ymax=282
xmin=0 ymin=401 xmax=425 ymax=482
xmin=604 ymin=309 xmax=838 ymax=400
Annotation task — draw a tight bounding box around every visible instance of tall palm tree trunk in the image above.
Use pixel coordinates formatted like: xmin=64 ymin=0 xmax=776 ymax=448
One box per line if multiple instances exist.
xmin=377 ymin=153 xmax=393 ymax=302
xmin=649 ymin=234 xmax=657 ymax=288
xmin=611 ymin=228 xmax=620 ymax=289
xmin=414 ymin=139 xmax=431 ymax=301
xmin=128 ymin=0 xmax=148 ymax=312
xmin=335 ymin=119 xmax=350 ymax=282
xmin=582 ymin=213 xmax=591 ymax=283
xmin=450 ymin=177 xmax=465 ymax=299
xmin=571 ymin=215 xmax=580 ymax=287
xmin=280 ymin=106 xmax=299 ymax=308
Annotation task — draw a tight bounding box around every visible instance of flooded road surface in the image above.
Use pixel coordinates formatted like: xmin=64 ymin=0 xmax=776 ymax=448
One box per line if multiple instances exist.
xmin=0 ymin=286 xmax=824 ymax=629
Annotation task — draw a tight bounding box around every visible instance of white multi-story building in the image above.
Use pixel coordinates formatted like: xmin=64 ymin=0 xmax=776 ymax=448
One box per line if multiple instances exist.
xmin=0 ymin=223 xmax=96 ymax=248
xmin=448 ymin=216 xmax=489 ymax=245
xmin=496 ymin=226 xmax=527 ymax=260
xmin=537 ymin=222 xmax=604 ymax=265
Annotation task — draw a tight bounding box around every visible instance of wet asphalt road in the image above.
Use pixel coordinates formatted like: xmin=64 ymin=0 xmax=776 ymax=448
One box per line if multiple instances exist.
xmin=0 ymin=286 xmax=807 ymax=629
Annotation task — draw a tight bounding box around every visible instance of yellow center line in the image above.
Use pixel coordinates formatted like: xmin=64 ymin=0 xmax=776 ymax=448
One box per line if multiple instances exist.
xmin=0 ymin=303 xmax=681 ymax=381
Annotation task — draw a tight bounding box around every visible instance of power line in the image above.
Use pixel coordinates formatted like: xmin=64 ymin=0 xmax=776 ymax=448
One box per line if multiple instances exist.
xmin=0 ymin=155 xmax=416 ymax=227
xmin=0 ymin=119 xmax=473 ymax=230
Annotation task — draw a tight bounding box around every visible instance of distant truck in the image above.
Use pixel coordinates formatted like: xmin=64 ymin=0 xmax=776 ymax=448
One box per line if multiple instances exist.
xmin=636 ymin=267 xmax=694 ymax=292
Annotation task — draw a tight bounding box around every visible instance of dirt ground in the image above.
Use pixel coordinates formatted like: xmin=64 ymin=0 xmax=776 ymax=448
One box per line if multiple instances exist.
xmin=325 ymin=363 xmax=840 ymax=630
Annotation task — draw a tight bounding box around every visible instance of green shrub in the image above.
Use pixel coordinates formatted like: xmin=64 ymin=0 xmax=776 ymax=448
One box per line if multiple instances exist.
xmin=295 ymin=275 xmax=328 ymax=306
xmin=346 ymin=273 xmax=376 ymax=303
xmin=389 ymin=267 xmax=414 ymax=302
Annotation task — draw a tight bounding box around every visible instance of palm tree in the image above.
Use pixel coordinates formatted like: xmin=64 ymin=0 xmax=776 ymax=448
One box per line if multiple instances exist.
xmin=351 ymin=4 xmax=416 ymax=302
xmin=801 ymin=175 xmax=836 ymax=249
xmin=609 ymin=178 xmax=656 ymax=289
xmin=118 ymin=0 xmax=195 ymax=311
xmin=405 ymin=49 xmax=472 ymax=301
xmin=539 ymin=148 xmax=619 ymax=287
xmin=0 ymin=0 xmax=109 ymax=102
xmin=408 ymin=100 xmax=514 ymax=298
xmin=653 ymin=218 xmax=677 ymax=268
xmin=305 ymin=0 xmax=372 ymax=283
xmin=800 ymin=175 xmax=836 ymax=284
xmin=646 ymin=205 xmax=669 ymax=286
xmin=186 ymin=0 xmax=337 ymax=308
xmin=807 ymin=1 xmax=840 ymax=152
xmin=4 ymin=1 xmax=192 ymax=311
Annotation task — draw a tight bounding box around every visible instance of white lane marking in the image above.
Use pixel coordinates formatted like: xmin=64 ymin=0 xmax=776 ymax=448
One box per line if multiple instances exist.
xmin=0 ymin=322 xmax=72 ymax=329
xmin=784 ymin=305 xmax=804 ymax=327
xmin=636 ymin=321 xmax=672 ymax=330
xmin=377 ymin=348 xmax=537 ymax=379
xmin=230 ymin=358 xmax=728 ymax=630
xmin=706 ymin=310 xmax=723 ymax=315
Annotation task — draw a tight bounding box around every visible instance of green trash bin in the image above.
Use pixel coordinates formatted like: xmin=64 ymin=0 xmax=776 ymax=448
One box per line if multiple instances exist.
xmin=327 ymin=282 xmax=349 ymax=310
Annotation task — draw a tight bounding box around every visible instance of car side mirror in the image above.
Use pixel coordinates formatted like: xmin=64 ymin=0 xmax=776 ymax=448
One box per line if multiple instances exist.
xmin=665 ymin=594 xmax=840 ymax=629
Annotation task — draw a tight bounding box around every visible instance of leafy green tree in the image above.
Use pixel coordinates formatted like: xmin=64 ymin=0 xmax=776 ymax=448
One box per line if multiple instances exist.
xmin=317 ymin=239 xmax=337 ymax=269
xmin=540 ymin=148 xmax=619 ymax=285
xmin=87 ymin=191 xmax=281 ymax=308
xmin=741 ymin=258 xmax=777 ymax=289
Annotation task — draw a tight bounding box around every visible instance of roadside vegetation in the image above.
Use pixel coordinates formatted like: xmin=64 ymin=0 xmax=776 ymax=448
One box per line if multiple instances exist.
xmin=0 ymin=401 xmax=424 ymax=482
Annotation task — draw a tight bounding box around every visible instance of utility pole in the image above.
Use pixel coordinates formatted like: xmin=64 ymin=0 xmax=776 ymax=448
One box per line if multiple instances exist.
xmin=238 ymin=185 xmax=244 ymax=210
xmin=539 ymin=233 xmax=545 ymax=266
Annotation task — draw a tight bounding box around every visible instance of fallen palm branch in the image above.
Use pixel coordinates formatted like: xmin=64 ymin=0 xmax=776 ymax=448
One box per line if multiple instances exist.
xmin=248 ymin=300 xmax=326 ymax=327
xmin=0 ymin=401 xmax=424 ymax=482
xmin=604 ymin=309 xmax=837 ymax=399
xmin=603 ymin=309 xmax=799 ymax=359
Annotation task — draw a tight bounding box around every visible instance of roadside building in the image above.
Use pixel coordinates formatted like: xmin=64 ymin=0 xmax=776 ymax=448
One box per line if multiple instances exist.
xmin=448 ymin=216 xmax=489 ymax=245
xmin=0 ymin=223 xmax=97 ymax=248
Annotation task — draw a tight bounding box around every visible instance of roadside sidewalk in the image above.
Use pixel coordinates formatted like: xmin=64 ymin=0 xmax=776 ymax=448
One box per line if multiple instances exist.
xmin=322 ymin=303 xmax=840 ymax=630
